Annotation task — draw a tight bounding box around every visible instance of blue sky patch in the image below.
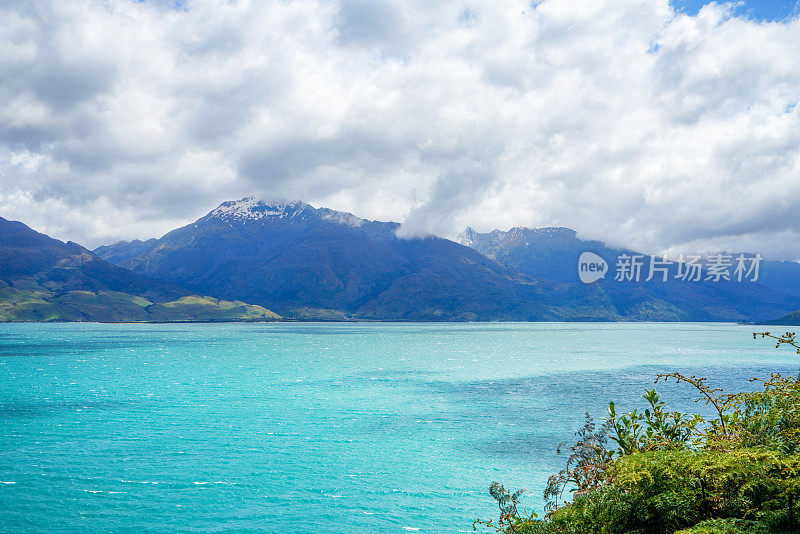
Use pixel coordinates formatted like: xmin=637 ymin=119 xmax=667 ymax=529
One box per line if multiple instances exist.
xmin=671 ymin=0 xmax=800 ymax=21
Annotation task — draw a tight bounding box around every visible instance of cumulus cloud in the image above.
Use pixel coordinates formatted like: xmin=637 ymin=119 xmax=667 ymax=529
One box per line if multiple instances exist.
xmin=0 ymin=0 xmax=799 ymax=258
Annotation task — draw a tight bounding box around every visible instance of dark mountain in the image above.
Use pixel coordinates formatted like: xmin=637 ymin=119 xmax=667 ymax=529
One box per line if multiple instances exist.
xmin=458 ymin=226 xmax=800 ymax=323
xmin=756 ymin=260 xmax=800 ymax=297
xmin=759 ymin=310 xmax=800 ymax=326
xmin=95 ymin=198 xmax=571 ymax=321
xmin=94 ymin=238 xmax=159 ymax=265
xmin=95 ymin=198 xmax=800 ymax=323
xmin=0 ymin=217 xmax=279 ymax=322
xmin=457 ymin=226 xmax=618 ymax=284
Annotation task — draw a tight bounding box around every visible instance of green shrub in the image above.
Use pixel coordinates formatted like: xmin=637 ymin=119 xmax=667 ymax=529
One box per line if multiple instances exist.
xmin=675 ymin=518 xmax=768 ymax=534
xmin=477 ymin=332 xmax=800 ymax=534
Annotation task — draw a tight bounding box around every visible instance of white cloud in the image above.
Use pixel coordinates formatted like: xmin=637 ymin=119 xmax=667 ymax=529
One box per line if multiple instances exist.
xmin=0 ymin=0 xmax=799 ymax=258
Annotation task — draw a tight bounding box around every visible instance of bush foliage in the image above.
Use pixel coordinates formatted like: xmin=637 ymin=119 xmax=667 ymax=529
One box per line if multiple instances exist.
xmin=476 ymin=332 xmax=800 ymax=534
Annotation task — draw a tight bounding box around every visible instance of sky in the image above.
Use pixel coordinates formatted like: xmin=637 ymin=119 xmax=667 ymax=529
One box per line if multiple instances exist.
xmin=673 ymin=0 xmax=800 ymax=20
xmin=1 ymin=0 xmax=800 ymax=259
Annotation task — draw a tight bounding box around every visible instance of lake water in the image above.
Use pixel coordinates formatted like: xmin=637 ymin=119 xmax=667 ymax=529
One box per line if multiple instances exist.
xmin=1 ymin=322 xmax=798 ymax=533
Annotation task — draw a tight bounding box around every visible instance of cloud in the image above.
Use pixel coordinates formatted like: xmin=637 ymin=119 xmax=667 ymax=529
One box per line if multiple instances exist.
xmin=336 ymin=0 xmax=406 ymax=52
xmin=0 ymin=0 xmax=799 ymax=259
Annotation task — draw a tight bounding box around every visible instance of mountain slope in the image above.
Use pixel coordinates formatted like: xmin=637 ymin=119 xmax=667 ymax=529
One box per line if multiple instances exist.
xmin=759 ymin=310 xmax=800 ymax=326
xmin=0 ymin=217 xmax=280 ymax=322
xmin=458 ymin=226 xmax=800 ymax=323
xmin=96 ymin=198 xmax=800 ymax=323
xmin=458 ymin=227 xmax=617 ymax=284
xmin=96 ymin=198 xmax=563 ymax=321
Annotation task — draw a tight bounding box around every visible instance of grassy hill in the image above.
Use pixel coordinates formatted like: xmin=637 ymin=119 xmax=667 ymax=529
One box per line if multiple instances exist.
xmin=0 ymin=217 xmax=280 ymax=323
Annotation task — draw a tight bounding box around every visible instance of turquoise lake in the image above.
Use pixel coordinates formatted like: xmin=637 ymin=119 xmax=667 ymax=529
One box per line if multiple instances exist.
xmin=1 ymin=322 xmax=798 ymax=533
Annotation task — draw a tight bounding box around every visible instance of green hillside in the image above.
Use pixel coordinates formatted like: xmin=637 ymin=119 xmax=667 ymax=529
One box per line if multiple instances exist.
xmin=0 ymin=281 xmax=279 ymax=323
xmin=0 ymin=217 xmax=281 ymax=323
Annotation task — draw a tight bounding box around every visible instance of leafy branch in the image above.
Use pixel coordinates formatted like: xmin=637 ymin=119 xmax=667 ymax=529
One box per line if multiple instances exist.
xmin=655 ymin=373 xmax=738 ymax=440
xmin=473 ymin=483 xmax=536 ymax=533
xmin=754 ymin=331 xmax=800 ymax=354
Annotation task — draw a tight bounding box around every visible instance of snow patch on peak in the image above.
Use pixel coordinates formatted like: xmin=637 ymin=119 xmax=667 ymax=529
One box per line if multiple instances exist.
xmin=496 ymin=226 xmax=576 ymax=240
xmin=319 ymin=208 xmax=365 ymax=228
xmin=530 ymin=226 xmax=576 ymax=236
xmin=210 ymin=197 xmax=307 ymax=222
xmin=456 ymin=227 xmax=477 ymax=247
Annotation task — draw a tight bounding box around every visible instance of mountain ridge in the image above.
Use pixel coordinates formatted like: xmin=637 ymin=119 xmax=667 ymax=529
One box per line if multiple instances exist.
xmin=95 ymin=198 xmax=560 ymax=321
xmin=459 ymin=225 xmax=800 ymax=323
xmin=93 ymin=197 xmax=800 ymax=323
xmin=0 ymin=216 xmax=280 ymax=323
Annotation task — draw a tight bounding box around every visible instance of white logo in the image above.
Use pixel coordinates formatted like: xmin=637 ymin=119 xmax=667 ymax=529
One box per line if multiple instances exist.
xmin=578 ymin=252 xmax=608 ymax=284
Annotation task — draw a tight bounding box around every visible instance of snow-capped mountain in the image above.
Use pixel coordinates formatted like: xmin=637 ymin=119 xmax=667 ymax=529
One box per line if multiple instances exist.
xmin=197 ymin=197 xmax=396 ymax=235
xmin=457 ymin=226 xmax=616 ymax=283
xmin=94 ymin=198 xmax=542 ymax=321
xmin=460 ymin=225 xmax=800 ymax=299
xmin=460 ymin=225 xmax=800 ymax=322
xmin=93 ymin=197 xmax=800 ymax=323
xmin=457 ymin=226 xmax=579 ymax=252
xmin=207 ymin=197 xmax=309 ymax=222
xmin=204 ymin=197 xmax=374 ymax=229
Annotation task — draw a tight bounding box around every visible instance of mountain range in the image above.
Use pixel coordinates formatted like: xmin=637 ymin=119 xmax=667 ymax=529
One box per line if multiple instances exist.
xmin=1 ymin=196 xmax=798 ymax=323
xmin=93 ymin=198 xmax=554 ymax=321
xmin=0 ymin=216 xmax=280 ymax=322
xmin=88 ymin=197 xmax=800 ymax=323
xmin=458 ymin=226 xmax=800 ymax=323
xmin=457 ymin=226 xmax=800 ymax=298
